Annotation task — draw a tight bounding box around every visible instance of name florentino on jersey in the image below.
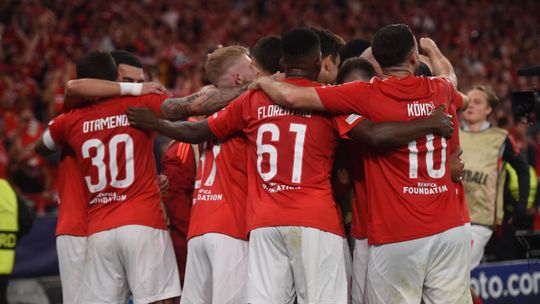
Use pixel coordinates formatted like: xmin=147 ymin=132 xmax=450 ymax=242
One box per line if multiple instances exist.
xmin=257 ymin=105 xmax=311 ymax=120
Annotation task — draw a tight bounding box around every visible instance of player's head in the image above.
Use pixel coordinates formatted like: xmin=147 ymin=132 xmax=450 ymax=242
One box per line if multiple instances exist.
xmin=464 ymin=85 xmax=499 ymax=124
xmin=372 ymin=24 xmax=419 ymax=73
xmin=281 ymin=28 xmax=321 ymax=81
xmin=359 ymin=47 xmax=383 ymax=77
xmin=205 ymin=45 xmax=260 ymax=88
xmin=251 ymin=36 xmax=282 ymax=76
xmin=336 ymin=58 xmax=377 ymax=84
xmin=339 ymin=38 xmax=371 ymax=65
xmin=111 ymin=50 xmax=144 ymax=83
xmin=315 ymin=28 xmax=346 ymax=84
xmin=76 ymin=50 xmax=118 ymax=81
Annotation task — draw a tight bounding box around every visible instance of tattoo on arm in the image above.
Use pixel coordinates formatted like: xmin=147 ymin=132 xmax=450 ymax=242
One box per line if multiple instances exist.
xmin=161 ymin=85 xmax=248 ymax=120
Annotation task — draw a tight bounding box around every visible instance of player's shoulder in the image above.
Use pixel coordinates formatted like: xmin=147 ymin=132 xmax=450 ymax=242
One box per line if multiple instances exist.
xmin=426 ymin=76 xmax=454 ymax=88
xmin=108 ymin=93 xmax=166 ymax=105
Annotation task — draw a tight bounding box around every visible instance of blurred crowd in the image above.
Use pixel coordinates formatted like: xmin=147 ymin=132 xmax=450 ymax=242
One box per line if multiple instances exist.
xmin=0 ymin=0 xmax=539 ymax=216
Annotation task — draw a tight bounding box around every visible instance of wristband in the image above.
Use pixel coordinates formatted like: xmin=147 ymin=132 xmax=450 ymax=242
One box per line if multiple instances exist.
xmin=119 ymin=82 xmax=143 ymax=96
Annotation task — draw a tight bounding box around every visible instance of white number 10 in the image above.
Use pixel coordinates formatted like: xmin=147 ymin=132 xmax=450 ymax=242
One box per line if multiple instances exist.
xmin=408 ymin=134 xmax=447 ymax=179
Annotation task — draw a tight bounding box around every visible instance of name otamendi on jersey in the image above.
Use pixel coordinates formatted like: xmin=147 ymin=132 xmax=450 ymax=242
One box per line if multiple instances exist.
xmin=82 ymin=114 xmax=130 ymax=133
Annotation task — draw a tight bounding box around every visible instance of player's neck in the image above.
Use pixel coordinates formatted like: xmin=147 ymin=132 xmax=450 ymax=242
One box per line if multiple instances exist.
xmin=382 ymin=66 xmax=415 ymax=79
xmin=285 ymin=68 xmax=318 ymax=82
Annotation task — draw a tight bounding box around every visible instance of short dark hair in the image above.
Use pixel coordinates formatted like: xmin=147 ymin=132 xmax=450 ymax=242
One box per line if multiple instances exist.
xmin=111 ymin=50 xmax=143 ymax=68
xmin=251 ymin=36 xmax=282 ymax=74
xmin=340 ymin=38 xmax=371 ymax=64
xmin=336 ymin=58 xmax=377 ymax=84
xmin=76 ymin=50 xmax=118 ymax=81
xmin=281 ymin=28 xmax=320 ymax=64
xmin=372 ymin=24 xmax=416 ymax=68
xmin=315 ymin=28 xmax=346 ymax=64
xmin=416 ymin=61 xmax=432 ymax=76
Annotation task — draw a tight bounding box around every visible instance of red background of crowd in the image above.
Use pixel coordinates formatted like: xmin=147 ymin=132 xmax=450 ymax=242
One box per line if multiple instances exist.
xmin=0 ymin=0 xmax=539 ymax=214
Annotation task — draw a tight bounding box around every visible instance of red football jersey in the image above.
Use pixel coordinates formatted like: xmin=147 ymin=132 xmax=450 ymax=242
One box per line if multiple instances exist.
xmin=448 ymin=98 xmax=471 ymax=224
xmin=350 ymin=143 xmax=368 ymax=239
xmin=188 ymin=134 xmax=248 ymax=240
xmin=316 ymin=76 xmax=464 ymax=244
xmin=208 ymin=78 xmax=360 ymax=237
xmin=55 ymin=148 xmax=88 ymax=236
xmin=162 ymin=141 xmax=197 ymax=281
xmin=47 ymin=94 xmax=167 ymax=235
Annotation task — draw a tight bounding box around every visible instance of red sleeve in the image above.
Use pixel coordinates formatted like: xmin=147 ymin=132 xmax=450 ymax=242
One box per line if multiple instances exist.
xmin=47 ymin=113 xmax=67 ymax=146
xmin=448 ymin=104 xmax=460 ymax=153
xmin=332 ymin=114 xmax=365 ymax=139
xmin=454 ymin=91 xmax=464 ymax=110
xmin=141 ymin=94 xmax=168 ymax=117
xmin=432 ymin=77 xmax=459 ymax=108
xmin=207 ymin=91 xmax=251 ymax=139
xmin=314 ymin=81 xmax=372 ymax=114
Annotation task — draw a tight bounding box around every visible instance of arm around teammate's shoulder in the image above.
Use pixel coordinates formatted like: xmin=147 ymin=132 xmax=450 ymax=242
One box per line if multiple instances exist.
xmin=250 ymin=77 xmax=325 ymax=110
xmin=347 ymin=105 xmax=453 ymax=150
xmin=126 ymin=106 xmax=214 ymax=144
xmin=160 ymin=84 xmax=249 ymax=120
xmin=64 ymin=80 xmax=167 ymax=109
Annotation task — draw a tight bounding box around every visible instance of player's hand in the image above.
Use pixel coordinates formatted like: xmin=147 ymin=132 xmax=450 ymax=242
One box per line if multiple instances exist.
xmin=249 ymin=78 xmax=262 ymax=90
xmin=157 ymin=174 xmax=169 ymax=197
xmin=126 ymin=106 xmax=159 ymax=130
xmin=270 ymin=72 xmax=285 ymax=81
xmin=419 ymin=37 xmax=439 ymax=55
xmin=449 ymin=149 xmax=464 ymax=182
xmin=429 ymin=105 xmax=454 ymax=138
xmin=249 ymin=76 xmax=272 ymax=91
xmin=142 ymin=82 xmax=171 ymax=96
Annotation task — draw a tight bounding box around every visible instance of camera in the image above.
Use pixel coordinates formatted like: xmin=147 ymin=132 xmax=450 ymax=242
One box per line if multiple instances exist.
xmin=511 ymin=65 xmax=540 ymax=122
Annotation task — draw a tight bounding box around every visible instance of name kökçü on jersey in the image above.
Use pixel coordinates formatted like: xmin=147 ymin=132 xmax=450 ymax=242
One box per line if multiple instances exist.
xmin=407 ymin=101 xmax=436 ymax=117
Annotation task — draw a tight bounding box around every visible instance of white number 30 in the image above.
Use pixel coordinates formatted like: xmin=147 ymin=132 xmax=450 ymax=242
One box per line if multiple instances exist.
xmin=81 ymin=134 xmax=135 ymax=193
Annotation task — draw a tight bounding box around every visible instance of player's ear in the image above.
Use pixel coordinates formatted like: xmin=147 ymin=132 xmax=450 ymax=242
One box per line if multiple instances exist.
xmin=315 ymin=57 xmax=322 ymax=73
xmin=234 ymin=72 xmax=243 ymax=86
xmin=410 ymin=50 xmax=419 ymax=68
xmin=322 ymin=56 xmax=331 ymax=72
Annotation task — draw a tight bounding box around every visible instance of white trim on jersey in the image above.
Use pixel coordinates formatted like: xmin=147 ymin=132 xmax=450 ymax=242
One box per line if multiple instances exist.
xmin=43 ymin=129 xmax=57 ymax=151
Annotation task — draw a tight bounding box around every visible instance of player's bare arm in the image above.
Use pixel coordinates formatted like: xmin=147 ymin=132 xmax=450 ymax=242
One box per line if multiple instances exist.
xmin=160 ymin=84 xmax=248 ymax=120
xmin=64 ymin=79 xmax=167 ymax=109
xmin=420 ymin=40 xmax=469 ymax=110
xmin=250 ymin=76 xmax=325 ymax=110
xmin=348 ymin=105 xmax=453 ymax=150
xmin=449 ymin=148 xmax=464 ymax=182
xmin=126 ymin=106 xmax=214 ymax=144
xmin=419 ymin=37 xmax=458 ymax=89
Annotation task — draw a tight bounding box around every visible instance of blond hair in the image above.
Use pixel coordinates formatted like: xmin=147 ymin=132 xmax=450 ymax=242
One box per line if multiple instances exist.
xmin=473 ymin=85 xmax=499 ymax=111
xmin=205 ymin=46 xmax=249 ymax=85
